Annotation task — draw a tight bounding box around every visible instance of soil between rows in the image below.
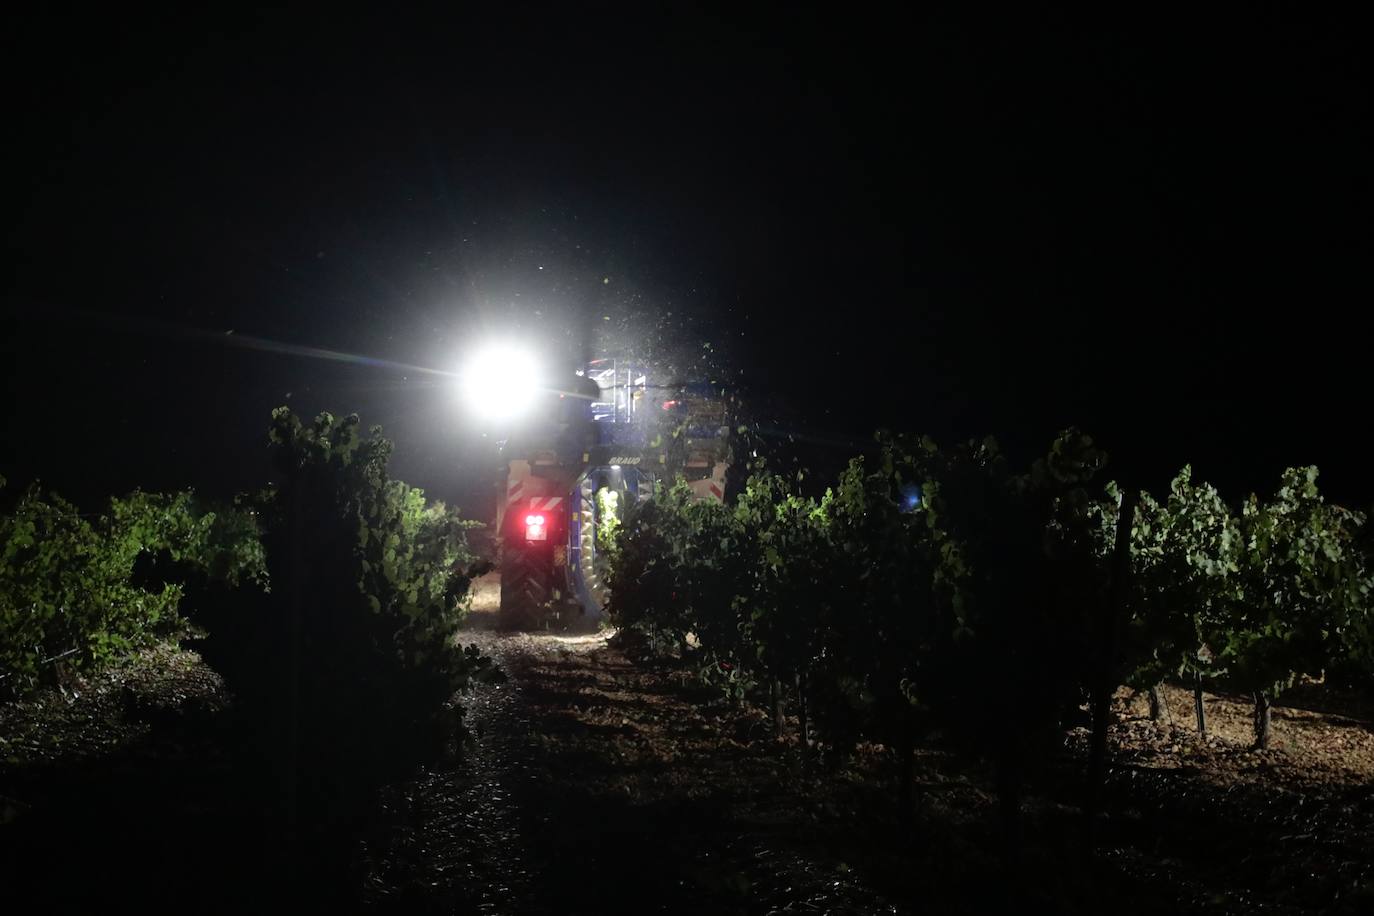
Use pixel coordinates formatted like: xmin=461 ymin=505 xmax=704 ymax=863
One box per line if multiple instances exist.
xmin=2 ymin=581 xmax=1371 ymax=913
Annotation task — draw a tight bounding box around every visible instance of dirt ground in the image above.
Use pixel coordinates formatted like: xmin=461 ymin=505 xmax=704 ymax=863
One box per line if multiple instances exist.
xmin=361 ymin=575 xmax=1374 ymax=913
xmin=3 ymin=580 xmax=1371 ymax=913
xmin=1111 ymin=681 xmax=1374 ymax=782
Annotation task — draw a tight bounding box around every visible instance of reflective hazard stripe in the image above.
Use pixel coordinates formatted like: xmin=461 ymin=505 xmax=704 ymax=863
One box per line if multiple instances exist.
xmin=530 ymin=496 xmax=563 ymax=511
xmin=708 ymin=483 xmax=723 ymax=501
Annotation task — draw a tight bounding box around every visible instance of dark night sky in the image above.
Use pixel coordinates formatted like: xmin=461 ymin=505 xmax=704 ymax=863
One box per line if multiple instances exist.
xmin=3 ymin=6 xmax=1370 ymax=516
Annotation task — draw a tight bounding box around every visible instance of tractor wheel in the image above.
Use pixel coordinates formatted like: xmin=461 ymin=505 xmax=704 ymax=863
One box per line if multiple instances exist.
xmin=499 ymin=546 xmax=553 ymax=630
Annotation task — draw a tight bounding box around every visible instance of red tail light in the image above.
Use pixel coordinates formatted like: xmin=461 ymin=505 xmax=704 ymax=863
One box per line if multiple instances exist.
xmin=524 ymin=513 xmax=547 ymax=542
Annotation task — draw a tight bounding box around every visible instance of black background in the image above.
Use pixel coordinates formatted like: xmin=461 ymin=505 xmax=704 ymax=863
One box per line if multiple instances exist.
xmin=3 ymin=6 xmax=1369 ymax=515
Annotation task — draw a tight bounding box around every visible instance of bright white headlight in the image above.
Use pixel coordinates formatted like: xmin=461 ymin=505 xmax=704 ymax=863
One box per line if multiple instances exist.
xmin=462 ymin=344 xmax=541 ymax=419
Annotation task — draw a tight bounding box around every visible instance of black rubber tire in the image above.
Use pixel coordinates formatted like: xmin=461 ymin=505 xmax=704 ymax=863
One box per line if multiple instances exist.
xmin=498 ymin=545 xmax=553 ymax=630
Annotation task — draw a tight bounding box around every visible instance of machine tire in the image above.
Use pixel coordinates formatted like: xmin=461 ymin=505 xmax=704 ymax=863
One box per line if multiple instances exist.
xmin=499 ymin=545 xmax=553 ymax=630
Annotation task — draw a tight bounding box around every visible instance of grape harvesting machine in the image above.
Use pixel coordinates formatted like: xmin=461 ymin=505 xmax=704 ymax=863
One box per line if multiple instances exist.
xmin=493 ymin=355 xmax=730 ymax=630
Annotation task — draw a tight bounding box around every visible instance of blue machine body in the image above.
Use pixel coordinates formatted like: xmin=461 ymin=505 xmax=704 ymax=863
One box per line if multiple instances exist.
xmin=498 ymin=355 xmax=729 ymax=626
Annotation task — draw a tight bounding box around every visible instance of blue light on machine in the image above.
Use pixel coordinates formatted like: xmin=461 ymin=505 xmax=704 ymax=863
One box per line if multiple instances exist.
xmin=901 ymin=484 xmax=923 ymax=512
